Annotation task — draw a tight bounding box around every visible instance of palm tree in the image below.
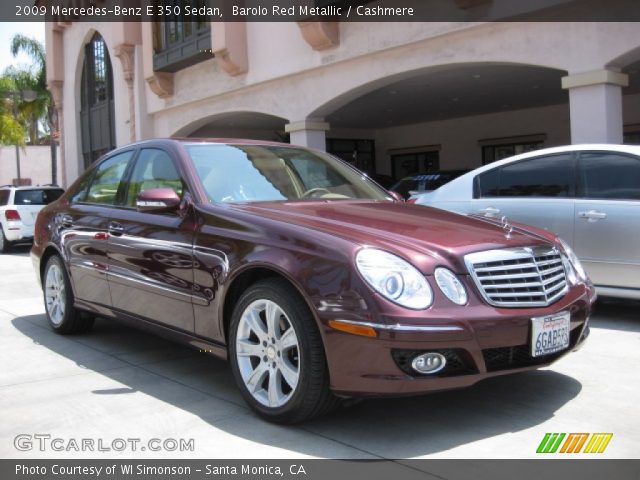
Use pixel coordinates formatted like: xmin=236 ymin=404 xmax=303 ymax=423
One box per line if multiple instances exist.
xmin=8 ymin=34 xmax=50 ymax=145
xmin=7 ymin=34 xmax=58 ymax=184
xmin=0 ymin=76 xmax=26 ymax=146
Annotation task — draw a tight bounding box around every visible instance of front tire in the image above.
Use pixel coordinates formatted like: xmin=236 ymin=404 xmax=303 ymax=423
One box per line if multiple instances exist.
xmin=43 ymin=255 xmax=94 ymax=334
xmin=229 ymin=278 xmax=339 ymax=423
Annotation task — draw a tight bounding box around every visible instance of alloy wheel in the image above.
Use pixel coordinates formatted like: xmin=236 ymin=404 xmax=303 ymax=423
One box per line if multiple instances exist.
xmin=45 ymin=263 xmax=66 ymax=326
xmin=235 ymin=299 xmax=300 ymax=408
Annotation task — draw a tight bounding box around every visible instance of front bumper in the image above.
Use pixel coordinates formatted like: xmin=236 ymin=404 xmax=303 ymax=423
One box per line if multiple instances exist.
xmin=319 ymin=283 xmax=593 ymax=397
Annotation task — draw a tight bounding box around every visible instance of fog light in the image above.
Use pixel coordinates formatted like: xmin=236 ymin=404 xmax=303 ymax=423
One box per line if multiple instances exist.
xmin=411 ymin=352 xmax=447 ymax=374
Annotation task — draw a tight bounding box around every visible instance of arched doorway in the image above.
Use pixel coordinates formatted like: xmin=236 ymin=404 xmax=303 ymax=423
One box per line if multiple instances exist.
xmin=308 ymin=63 xmax=570 ymax=177
xmin=80 ymin=32 xmax=115 ymax=169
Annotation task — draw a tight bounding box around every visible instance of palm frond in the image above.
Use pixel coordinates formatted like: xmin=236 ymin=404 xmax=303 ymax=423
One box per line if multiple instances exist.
xmin=10 ymin=34 xmax=46 ymax=90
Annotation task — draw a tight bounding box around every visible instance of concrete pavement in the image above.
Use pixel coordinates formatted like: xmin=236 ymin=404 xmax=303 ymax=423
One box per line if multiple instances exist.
xmin=1 ymin=246 xmax=639 ymax=459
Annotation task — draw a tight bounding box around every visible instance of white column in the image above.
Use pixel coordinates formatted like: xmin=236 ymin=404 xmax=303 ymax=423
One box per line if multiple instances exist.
xmin=285 ymin=119 xmax=330 ymax=151
xmin=562 ymin=69 xmax=628 ymax=144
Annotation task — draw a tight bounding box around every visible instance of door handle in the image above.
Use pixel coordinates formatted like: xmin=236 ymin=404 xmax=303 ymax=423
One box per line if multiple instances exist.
xmin=578 ymin=210 xmax=607 ymax=221
xmin=478 ymin=206 xmax=501 ymax=216
xmin=59 ymin=214 xmax=73 ymax=227
xmin=108 ymin=221 xmax=125 ymax=235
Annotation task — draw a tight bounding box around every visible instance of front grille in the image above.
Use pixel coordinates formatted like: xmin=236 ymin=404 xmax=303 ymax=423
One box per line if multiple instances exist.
xmin=482 ymin=326 xmax=582 ymax=372
xmin=465 ymin=246 xmax=568 ymax=307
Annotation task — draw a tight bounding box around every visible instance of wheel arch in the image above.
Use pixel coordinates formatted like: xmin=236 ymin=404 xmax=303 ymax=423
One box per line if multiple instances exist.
xmin=221 ymin=264 xmax=322 ymax=346
xmin=39 ymin=244 xmax=65 ymax=285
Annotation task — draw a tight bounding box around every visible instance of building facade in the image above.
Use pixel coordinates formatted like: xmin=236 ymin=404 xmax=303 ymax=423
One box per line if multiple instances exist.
xmin=0 ymin=146 xmax=61 ymax=187
xmin=44 ymin=5 xmax=640 ymax=187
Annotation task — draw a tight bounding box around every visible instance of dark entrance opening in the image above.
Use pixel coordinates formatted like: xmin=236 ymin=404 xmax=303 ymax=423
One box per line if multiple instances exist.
xmin=80 ymin=33 xmax=116 ymax=169
xmin=326 ymin=138 xmax=376 ymax=174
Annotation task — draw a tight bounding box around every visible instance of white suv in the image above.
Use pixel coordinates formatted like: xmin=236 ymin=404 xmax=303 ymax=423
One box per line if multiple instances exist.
xmin=0 ymin=186 xmax=64 ymax=253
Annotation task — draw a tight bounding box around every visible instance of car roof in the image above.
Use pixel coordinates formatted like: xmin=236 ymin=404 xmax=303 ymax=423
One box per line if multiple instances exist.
xmin=460 ymin=143 xmax=640 ymax=180
xmin=478 ymin=144 xmax=640 ymax=171
xmin=0 ymin=185 xmax=63 ymax=190
xmin=0 ymin=185 xmax=64 ymax=190
xmin=139 ymin=138 xmax=295 ymax=148
xmin=416 ymin=144 xmax=640 ymax=202
xmin=101 ymin=138 xmax=316 ymax=161
xmin=403 ymin=170 xmax=468 ymax=178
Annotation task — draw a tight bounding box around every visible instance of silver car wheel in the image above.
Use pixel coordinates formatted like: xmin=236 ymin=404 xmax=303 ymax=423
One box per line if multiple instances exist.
xmin=45 ymin=263 xmax=66 ymax=326
xmin=235 ymin=299 xmax=300 ymax=408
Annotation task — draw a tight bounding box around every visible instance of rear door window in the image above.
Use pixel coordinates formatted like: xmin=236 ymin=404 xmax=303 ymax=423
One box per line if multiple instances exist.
xmin=477 ymin=154 xmax=574 ymax=198
xmin=476 ymin=168 xmax=501 ymax=197
xmin=70 ymin=171 xmax=97 ymax=204
xmin=579 ymin=152 xmax=640 ymax=200
xmin=43 ymin=189 xmax=64 ymax=204
xmin=0 ymin=190 xmax=9 ymax=206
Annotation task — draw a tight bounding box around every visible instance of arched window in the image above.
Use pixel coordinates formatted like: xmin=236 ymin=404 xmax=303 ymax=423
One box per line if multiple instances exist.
xmin=80 ymin=33 xmax=115 ymax=169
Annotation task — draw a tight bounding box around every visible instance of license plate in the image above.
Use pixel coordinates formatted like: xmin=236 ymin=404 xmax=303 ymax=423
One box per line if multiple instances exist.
xmin=531 ymin=311 xmax=570 ymax=357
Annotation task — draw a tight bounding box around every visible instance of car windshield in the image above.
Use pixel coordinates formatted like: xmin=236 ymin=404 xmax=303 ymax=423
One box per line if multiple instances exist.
xmin=14 ymin=189 xmax=64 ymax=205
xmin=186 ymin=144 xmax=391 ymax=203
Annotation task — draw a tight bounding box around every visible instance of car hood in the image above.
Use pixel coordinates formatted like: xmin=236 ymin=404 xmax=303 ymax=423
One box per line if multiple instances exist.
xmin=231 ymin=201 xmax=553 ymax=273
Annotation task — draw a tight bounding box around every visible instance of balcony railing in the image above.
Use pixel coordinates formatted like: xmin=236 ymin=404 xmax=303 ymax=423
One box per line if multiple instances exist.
xmin=152 ymin=1 xmax=212 ymax=73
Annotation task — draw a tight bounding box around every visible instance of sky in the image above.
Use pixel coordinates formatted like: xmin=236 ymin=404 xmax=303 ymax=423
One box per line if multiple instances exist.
xmin=0 ymin=22 xmax=46 ymax=73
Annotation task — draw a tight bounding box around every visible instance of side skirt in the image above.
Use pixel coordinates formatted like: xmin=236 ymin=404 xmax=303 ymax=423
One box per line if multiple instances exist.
xmin=74 ymin=299 xmax=228 ymax=360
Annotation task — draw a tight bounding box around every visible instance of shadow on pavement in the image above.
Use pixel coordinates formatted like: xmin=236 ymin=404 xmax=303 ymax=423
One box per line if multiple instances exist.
xmin=590 ymin=298 xmax=640 ymax=333
xmin=10 ymin=312 xmax=586 ymax=458
xmin=4 ymin=244 xmax=31 ymax=256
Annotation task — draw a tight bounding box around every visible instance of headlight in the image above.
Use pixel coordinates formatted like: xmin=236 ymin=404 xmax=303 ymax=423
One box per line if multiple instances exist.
xmin=434 ymin=268 xmax=468 ymax=305
xmin=355 ymin=249 xmax=433 ymax=309
xmin=558 ymin=238 xmax=587 ymax=283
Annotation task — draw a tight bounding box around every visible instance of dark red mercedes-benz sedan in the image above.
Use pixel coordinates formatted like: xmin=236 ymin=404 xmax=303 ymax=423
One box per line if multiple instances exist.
xmin=31 ymin=139 xmax=595 ymax=423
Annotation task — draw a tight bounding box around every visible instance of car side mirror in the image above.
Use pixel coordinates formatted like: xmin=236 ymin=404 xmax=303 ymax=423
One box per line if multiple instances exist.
xmin=388 ymin=191 xmax=405 ymax=202
xmin=136 ymin=188 xmax=181 ymax=213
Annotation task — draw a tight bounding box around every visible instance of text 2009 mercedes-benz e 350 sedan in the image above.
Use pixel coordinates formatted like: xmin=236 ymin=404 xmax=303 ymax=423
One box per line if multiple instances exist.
xmin=32 ymin=139 xmax=595 ymax=423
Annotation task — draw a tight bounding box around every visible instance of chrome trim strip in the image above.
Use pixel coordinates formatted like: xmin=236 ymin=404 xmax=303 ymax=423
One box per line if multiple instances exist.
xmin=70 ymin=258 xmax=212 ymax=306
xmin=332 ymin=318 xmax=464 ymax=332
xmin=107 ymin=270 xmax=191 ymax=296
xmin=107 ymin=270 xmax=209 ymax=305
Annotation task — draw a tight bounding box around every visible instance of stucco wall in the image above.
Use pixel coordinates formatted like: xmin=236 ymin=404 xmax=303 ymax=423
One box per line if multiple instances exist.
xmin=0 ymin=146 xmax=62 ymax=187
xmin=51 ymin=20 xmax=640 ymax=185
xmin=374 ymin=103 xmax=571 ymax=173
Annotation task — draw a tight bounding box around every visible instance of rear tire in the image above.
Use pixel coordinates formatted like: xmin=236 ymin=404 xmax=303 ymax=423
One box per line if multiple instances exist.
xmin=229 ymin=278 xmax=340 ymax=423
xmin=43 ymin=255 xmax=94 ymax=334
xmin=0 ymin=228 xmax=11 ymax=253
